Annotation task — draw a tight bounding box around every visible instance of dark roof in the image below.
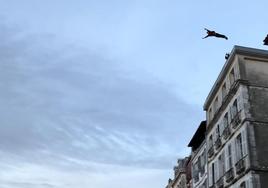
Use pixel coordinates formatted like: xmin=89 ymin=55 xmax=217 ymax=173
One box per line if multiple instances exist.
xmin=187 ymin=121 xmax=206 ymax=151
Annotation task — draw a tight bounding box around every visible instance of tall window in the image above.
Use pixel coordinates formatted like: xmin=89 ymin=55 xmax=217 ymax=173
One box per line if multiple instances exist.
xmin=222 ymin=83 xmax=227 ymax=100
xmin=209 ymin=164 xmax=213 ymax=187
xmin=236 ymin=131 xmax=248 ymax=160
xmin=229 ymin=68 xmax=235 ymax=87
xmin=236 ymin=134 xmax=243 ymax=160
xmin=231 ymin=99 xmax=238 ymax=119
xmin=209 ymin=135 xmax=213 ymax=148
xmin=225 ymin=144 xmax=233 ymax=170
xmin=223 ymin=113 xmax=229 ymax=128
xmin=209 ymin=163 xmax=215 ymax=186
xmin=216 ymin=124 xmax=220 ymax=138
xmin=212 ymin=163 xmax=215 ymax=184
xmin=209 ymin=108 xmax=213 ymax=122
xmin=193 ymin=161 xmax=199 ymax=183
xmin=200 ymin=152 xmax=206 ymax=175
xmin=218 ymin=154 xmax=225 ymax=178
xmin=214 ymin=96 xmax=219 ymax=112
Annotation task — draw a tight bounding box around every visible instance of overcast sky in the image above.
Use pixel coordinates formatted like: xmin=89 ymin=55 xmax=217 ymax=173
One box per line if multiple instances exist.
xmin=0 ymin=1 xmax=267 ymax=188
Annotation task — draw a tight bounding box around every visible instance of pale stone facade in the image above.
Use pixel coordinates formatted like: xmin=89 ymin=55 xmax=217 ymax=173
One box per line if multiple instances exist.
xmin=188 ymin=121 xmax=207 ymax=188
xmin=166 ymin=46 xmax=268 ymax=188
xmin=204 ymin=46 xmax=268 ymax=188
xmin=166 ymin=157 xmax=192 ymax=188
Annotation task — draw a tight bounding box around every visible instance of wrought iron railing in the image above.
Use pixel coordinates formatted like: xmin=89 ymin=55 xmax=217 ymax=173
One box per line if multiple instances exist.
xmin=222 ymin=126 xmax=231 ymax=140
xmin=215 ymin=137 xmax=222 ymax=150
xmin=235 ymin=158 xmax=245 ymax=174
xmin=208 ymin=146 xmax=214 ymax=158
xmin=225 ymin=168 xmax=234 ymax=183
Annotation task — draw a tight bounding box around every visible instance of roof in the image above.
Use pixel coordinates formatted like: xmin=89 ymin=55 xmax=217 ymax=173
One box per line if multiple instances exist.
xmin=187 ymin=121 xmax=206 ymax=150
xmin=203 ymin=45 xmax=268 ymax=111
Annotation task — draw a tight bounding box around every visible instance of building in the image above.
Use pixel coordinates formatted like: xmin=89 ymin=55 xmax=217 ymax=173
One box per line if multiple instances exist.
xmin=188 ymin=121 xmax=207 ymax=188
xmin=204 ymin=46 xmax=268 ymax=188
xmin=166 ymin=46 xmax=268 ymax=188
xmin=166 ymin=157 xmax=192 ymax=188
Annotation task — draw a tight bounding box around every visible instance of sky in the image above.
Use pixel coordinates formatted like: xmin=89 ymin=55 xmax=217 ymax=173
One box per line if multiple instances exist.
xmin=0 ymin=0 xmax=267 ymax=188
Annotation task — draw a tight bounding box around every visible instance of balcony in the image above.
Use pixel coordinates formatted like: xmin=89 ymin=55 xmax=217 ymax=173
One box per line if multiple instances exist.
xmin=235 ymin=158 xmax=246 ymax=175
xmin=222 ymin=126 xmax=231 ymax=140
xmin=231 ymin=112 xmax=241 ymax=129
xmin=225 ymin=168 xmax=234 ymax=183
xmin=200 ymin=166 xmax=205 ymax=177
xmin=193 ymin=173 xmax=199 ymax=183
xmin=216 ymin=177 xmax=224 ymax=188
xmin=208 ymin=146 xmax=214 ymax=158
xmin=215 ymin=137 xmax=222 ymax=150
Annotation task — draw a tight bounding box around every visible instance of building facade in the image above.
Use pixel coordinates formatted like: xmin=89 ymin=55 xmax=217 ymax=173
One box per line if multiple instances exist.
xmin=166 ymin=157 xmax=192 ymax=188
xmin=204 ymin=46 xmax=268 ymax=188
xmin=166 ymin=46 xmax=268 ymax=188
xmin=188 ymin=121 xmax=207 ymax=188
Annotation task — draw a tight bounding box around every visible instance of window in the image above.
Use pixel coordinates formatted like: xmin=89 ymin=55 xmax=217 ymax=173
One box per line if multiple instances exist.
xmin=208 ymin=165 xmax=213 ymax=187
xmin=236 ymin=134 xmax=243 ymax=160
xmin=193 ymin=161 xmax=199 ymax=183
xmin=208 ymin=108 xmax=213 ymax=122
xmin=209 ymin=163 xmax=215 ymax=186
xmin=240 ymin=181 xmax=246 ymax=188
xmin=231 ymin=99 xmax=238 ymax=119
xmin=236 ymin=130 xmax=248 ymax=160
xmin=197 ymin=156 xmax=201 ymax=170
xmin=223 ymin=113 xmax=229 ymax=128
xmin=212 ymin=163 xmax=215 ymax=184
xmin=219 ymin=121 xmax=224 ymax=136
xmin=214 ymin=96 xmax=219 ymax=112
xmin=200 ymin=152 xmax=206 ymax=175
xmin=209 ymin=135 xmax=213 ymax=148
xmin=225 ymin=144 xmax=233 ymax=170
xmin=216 ymin=124 xmax=220 ymax=137
xmin=222 ymin=83 xmax=227 ymax=100
xmin=218 ymin=154 xmax=225 ymax=178
xmin=215 ymin=160 xmax=219 ymax=181
xmin=229 ymin=68 xmax=235 ymax=87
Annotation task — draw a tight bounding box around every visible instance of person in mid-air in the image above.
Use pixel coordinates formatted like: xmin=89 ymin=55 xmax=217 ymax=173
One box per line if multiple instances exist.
xmin=203 ymin=28 xmax=228 ymax=40
xmin=263 ymin=34 xmax=268 ymax=45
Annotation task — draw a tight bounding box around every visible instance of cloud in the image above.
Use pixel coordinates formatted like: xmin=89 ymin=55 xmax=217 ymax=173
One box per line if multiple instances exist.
xmin=0 ymin=21 xmax=202 ymax=187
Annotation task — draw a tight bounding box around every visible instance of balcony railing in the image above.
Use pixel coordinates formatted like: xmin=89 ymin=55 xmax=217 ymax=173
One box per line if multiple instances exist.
xmin=200 ymin=167 xmax=205 ymax=177
xmin=231 ymin=111 xmax=241 ymax=129
xmin=216 ymin=177 xmax=224 ymax=188
xmin=225 ymin=168 xmax=234 ymax=183
xmin=208 ymin=146 xmax=214 ymax=158
xmin=215 ymin=137 xmax=222 ymax=150
xmin=222 ymin=126 xmax=231 ymax=140
xmin=193 ymin=173 xmax=199 ymax=183
xmin=235 ymin=158 xmax=246 ymax=175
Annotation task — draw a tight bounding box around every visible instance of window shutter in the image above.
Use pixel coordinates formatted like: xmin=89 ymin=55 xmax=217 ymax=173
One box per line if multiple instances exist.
xmin=237 ymin=95 xmax=243 ymax=112
xmin=219 ymin=121 xmax=224 ymax=136
xmin=242 ymin=128 xmax=248 ymax=156
xmin=232 ymin=140 xmax=237 ymax=165
xmin=212 ymin=131 xmax=216 ymax=144
xmin=215 ymin=160 xmax=219 ymax=181
xmin=222 ymin=153 xmax=225 ymax=174
xmin=224 ymin=147 xmax=229 ymax=170
xmin=208 ymin=165 xmax=212 ymax=186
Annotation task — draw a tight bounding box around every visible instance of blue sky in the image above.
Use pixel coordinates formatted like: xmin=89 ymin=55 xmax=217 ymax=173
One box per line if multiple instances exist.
xmin=0 ymin=1 xmax=267 ymax=188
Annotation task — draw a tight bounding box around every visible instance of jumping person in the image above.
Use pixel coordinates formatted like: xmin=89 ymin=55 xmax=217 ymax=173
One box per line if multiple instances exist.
xmin=203 ymin=28 xmax=228 ymax=40
xmin=263 ymin=34 xmax=268 ymax=45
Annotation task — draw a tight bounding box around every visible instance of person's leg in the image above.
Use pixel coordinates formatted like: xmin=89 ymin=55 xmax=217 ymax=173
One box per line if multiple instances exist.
xmin=215 ymin=33 xmax=228 ymax=40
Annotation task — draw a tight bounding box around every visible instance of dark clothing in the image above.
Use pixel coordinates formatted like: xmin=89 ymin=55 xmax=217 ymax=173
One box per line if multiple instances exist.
xmin=203 ymin=29 xmax=228 ymax=40
xmin=263 ymin=35 xmax=268 ymax=45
